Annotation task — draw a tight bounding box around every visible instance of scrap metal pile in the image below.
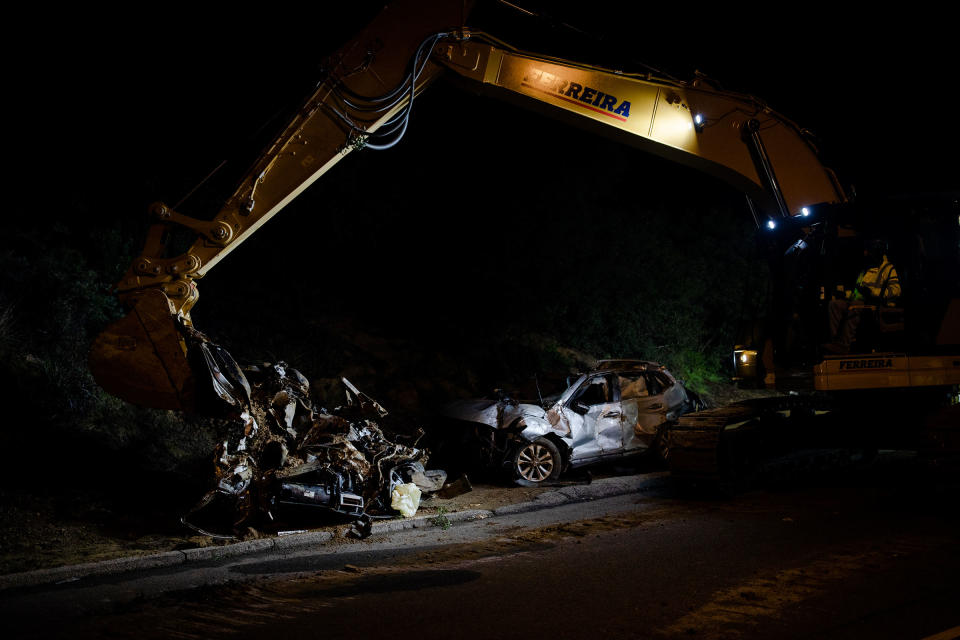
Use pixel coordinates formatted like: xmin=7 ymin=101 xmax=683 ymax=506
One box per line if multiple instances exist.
xmin=183 ymin=335 xmax=446 ymax=537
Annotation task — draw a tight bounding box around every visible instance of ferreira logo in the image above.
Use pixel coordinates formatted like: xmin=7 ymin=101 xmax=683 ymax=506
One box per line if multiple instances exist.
xmin=521 ymin=68 xmax=631 ymax=121
xmin=838 ymin=358 xmax=894 ymax=370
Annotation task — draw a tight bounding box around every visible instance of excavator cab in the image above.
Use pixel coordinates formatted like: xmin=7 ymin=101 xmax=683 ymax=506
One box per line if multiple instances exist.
xmin=736 ymin=196 xmax=960 ymax=392
xmin=818 ymin=198 xmax=958 ymax=352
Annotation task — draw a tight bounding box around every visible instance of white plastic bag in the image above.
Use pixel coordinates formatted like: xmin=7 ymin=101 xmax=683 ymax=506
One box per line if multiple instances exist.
xmin=390 ymin=482 xmax=422 ymax=517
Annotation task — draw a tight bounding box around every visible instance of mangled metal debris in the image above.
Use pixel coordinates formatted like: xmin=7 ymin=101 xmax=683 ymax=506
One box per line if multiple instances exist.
xmin=182 ymin=333 xmax=452 ymax=537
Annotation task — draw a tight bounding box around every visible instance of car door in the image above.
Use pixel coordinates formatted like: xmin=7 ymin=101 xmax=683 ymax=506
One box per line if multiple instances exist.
xmin=619 ymin=372 xmax=670 ymax=448
xmin=636 ymin=372 xmax=673 ymax=434
xmin=566 ymin=374 xmax=621 ymax=461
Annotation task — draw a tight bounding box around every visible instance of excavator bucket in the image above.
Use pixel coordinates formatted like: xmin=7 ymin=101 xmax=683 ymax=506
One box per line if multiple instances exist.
xmin=89 ymin=290 xmax=198 ymax=412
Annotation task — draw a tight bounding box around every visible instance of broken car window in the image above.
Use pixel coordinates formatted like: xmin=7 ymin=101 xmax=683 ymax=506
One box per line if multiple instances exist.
xmin=618 ymin=374 xmax=650 ymax=399
xmin=651 ymin=372 xmax=673 ymax=393
xmin=572 ymin=376 xmax=612 ymax=407
xmin=643 ymin=373 xmax=664 ymax=396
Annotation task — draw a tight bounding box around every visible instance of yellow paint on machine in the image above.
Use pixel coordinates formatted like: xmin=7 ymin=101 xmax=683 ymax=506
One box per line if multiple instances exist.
xmin=814 ymin=353 xmax=960 ymax=391
xmin=920 ymin=625 xmax=960 ymax=640
xmin=495 ymin=55 xmax=700 ymax=155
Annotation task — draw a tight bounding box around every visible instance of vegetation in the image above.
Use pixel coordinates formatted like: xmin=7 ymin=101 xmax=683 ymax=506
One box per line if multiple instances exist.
xmin=0 ymin=221 xmax=224 ymax=506
xmin=430 ymin=506 xmax=452 ymax=530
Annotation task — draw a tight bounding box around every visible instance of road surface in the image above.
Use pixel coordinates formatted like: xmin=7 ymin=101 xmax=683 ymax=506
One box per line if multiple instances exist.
xmin=4 ymin=453 xmax=959 ymax=639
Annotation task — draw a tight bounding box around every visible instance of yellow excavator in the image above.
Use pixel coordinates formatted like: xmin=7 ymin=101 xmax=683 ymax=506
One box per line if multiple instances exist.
xmin=89 ymin=0 xmax=960 ymax=477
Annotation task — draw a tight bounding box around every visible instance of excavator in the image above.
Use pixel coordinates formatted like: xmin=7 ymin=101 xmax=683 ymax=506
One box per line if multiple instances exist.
xmin=89 ymin=0 xmax=960 ymax=481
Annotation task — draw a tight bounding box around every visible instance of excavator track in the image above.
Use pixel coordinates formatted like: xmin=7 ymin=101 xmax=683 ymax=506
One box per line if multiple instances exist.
xmin=665 ymin=396 xmax=830 ymax=481
xmin=666 ymin=390 xmax=960 ymax=485
xmin=666 ymin=404 xmax=764 ymax=479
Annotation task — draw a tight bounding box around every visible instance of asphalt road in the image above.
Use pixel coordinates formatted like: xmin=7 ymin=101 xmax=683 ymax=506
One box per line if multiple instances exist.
xmin=5 ymin=453 xmax=960 ymax=640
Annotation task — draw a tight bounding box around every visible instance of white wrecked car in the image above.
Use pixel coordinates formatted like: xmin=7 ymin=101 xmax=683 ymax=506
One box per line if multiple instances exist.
xmin=440 ymin=360 xmax=703 ymax=485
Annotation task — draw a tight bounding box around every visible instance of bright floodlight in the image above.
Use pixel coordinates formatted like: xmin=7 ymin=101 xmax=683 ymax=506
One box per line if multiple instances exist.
xmin=694 ymin=114 xmax=703 ymax=125
xmin=767 ymin=220 xmax=776 ymax=230
xmin=801 ymin=207 xmax=810 ymax=216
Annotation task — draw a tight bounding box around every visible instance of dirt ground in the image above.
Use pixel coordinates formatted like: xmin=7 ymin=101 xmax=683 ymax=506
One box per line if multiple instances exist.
xmin=0 ymin=479 xmax=556 ymax=576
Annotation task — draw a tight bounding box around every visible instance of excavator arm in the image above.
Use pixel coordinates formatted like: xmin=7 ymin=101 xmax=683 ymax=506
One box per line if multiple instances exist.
xmin=437 ymin=31 xmax=844 ymax=219
xmin=90 ymin=1 xmax=467 ymax=410
xmin=90 ymin=0 xmax=845 ymax=411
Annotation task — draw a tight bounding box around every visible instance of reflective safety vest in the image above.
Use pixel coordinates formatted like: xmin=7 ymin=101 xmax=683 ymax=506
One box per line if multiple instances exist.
xmin=851 ymin=257 xmax=901 ymax=306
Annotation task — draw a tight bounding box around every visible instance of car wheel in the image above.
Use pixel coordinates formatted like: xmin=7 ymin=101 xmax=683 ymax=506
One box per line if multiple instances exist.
xmin=510 ymin=437 xmax=562 ymax=486
xmin=652 ymin=427 xmax=671 ymax=464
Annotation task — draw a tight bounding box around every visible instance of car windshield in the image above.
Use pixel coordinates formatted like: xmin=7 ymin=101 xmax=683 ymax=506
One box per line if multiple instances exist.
xmin=556 ymin=374 xmax=588 ymax=406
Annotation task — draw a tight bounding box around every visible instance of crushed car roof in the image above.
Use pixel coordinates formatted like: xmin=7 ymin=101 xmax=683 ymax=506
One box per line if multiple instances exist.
xmin=590 ymin=359 xmax=665 ymax=373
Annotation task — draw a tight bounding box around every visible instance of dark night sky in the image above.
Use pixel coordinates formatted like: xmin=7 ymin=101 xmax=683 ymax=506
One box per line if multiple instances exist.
xmin=9 ymin=3 xmax=955 ymax=220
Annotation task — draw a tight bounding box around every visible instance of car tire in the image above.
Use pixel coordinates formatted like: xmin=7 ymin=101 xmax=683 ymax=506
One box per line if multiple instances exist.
xmin=652 ymin=426 xmax=671 ymax=464
xmin=509 ymin=437 xmax=563 ymax=486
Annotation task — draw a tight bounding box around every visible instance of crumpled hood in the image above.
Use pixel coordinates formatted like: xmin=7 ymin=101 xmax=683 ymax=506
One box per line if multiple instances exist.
xmin=442 ymin=397 xmax=547 ymax=430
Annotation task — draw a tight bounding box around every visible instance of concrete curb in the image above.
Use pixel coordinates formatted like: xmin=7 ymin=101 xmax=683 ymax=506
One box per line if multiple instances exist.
xmin=273 ymin=530 xmax=335 ymax=552
xmin=180 ymin=538 xmax=275 ymax=563
xmin=0 ymin=551 xmax=186 ymax=591
xmin=0 ymin=472 xmax=668 ymax=593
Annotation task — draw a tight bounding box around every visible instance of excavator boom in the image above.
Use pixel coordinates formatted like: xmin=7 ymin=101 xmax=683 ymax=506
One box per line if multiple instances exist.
xmin=438 ymin=33 xmax=844 ymax=218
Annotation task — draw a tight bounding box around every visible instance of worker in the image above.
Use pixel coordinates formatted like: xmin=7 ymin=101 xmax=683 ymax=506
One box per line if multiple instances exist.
xmin=826 ymin=239 xmax=901 ymax=352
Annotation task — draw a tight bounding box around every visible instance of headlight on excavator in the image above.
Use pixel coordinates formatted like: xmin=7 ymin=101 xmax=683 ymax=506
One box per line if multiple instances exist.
xmin=733 ymin=348 xmax=759 ymax=380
